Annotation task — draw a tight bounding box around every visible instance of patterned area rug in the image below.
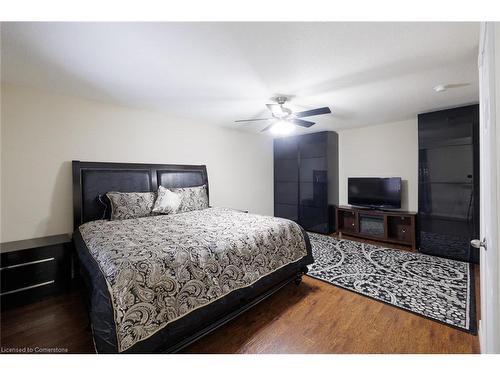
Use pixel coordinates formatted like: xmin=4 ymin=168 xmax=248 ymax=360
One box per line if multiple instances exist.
xmin=307 ymin=233 xmax=476 ymax=334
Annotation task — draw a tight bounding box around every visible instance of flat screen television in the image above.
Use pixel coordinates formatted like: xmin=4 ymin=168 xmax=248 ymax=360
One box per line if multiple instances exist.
xmin=348 ymin=177 xmax=401 ymax=209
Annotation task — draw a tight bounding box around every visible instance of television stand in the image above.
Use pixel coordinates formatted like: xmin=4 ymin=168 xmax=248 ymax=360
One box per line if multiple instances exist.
xmin=335 ymin=205 xmax=416 ymax=250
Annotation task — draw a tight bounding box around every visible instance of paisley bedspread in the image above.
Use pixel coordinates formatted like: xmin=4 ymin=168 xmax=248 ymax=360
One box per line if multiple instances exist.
xmin=79 ymin=207 xmax=308 ymax=352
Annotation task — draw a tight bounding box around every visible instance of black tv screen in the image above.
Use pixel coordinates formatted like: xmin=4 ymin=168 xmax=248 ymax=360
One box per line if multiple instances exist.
xmin=348 ymin=177 xmax=401 ymax=209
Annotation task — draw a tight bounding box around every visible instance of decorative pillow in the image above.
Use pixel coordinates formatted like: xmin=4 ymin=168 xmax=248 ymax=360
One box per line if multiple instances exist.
xmin=170 ymin=184 xmax=209 ymax=213
xmin=106 ymin=191 xmax=157 ymax=220
xmin=152 ymin=186 xmax=182 ymax=214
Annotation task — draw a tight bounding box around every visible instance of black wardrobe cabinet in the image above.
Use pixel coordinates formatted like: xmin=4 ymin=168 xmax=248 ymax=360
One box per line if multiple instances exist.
xmin=418 ymin=104 xmax=479 ymax=263
xmin=274 ymin=131 xmax=339 ymax=234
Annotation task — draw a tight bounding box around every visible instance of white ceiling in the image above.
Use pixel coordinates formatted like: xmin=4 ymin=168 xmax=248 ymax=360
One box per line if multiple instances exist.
xmin=1 ymin=22 xmax=480 ymax=133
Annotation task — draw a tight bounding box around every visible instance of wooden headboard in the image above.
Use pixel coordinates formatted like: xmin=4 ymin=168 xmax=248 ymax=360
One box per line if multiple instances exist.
xmin=72 ymin=160 xmax=208 ymax=228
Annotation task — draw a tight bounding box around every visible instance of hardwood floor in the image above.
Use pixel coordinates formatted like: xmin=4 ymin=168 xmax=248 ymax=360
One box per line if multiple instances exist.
xmin=0 ymin=291 xmax=94 ymax=353
xmin=0 ymin=269 xmax=480 ymax=354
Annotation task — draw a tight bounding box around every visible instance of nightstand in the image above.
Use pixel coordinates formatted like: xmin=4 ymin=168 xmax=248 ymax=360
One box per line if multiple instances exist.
xmin=0 ymin=234 xmax=73 ymax=310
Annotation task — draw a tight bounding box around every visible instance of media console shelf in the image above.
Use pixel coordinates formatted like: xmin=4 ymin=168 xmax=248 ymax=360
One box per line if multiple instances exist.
xmin=336 ymin=205 xmax=417 ymax=250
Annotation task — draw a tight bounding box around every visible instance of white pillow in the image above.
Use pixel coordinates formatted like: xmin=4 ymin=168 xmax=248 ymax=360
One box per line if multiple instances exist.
xmin=152 ymin=186 xmax=182 ymax=214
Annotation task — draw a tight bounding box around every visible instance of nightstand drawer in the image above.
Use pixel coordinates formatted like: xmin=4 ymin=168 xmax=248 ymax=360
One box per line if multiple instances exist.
xmin=1 ymin=257 xmax=57 ymax=293
xmin=0 ymin=234 xmax=72 ymax=309
xmin=1 ymin=244 xmax=65 ymax=268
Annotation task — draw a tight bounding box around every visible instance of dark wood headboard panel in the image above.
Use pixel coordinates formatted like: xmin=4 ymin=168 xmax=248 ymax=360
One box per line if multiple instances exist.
xmin=72 ymin=161 xmax=208 ymax=228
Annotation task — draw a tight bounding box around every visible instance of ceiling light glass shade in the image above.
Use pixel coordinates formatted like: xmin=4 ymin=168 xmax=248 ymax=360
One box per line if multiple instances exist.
xmin=270 ymin=120 xmax=294 ymax=136
xmin=269 ymin=104 xmax=285 ymax=117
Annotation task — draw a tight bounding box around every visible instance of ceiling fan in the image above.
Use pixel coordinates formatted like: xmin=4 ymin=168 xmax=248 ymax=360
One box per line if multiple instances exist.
xmin=235 ymin=96 xmax=332 ymax=134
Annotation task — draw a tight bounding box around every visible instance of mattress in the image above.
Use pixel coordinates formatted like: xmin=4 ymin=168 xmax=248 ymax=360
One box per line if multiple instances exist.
xmin=76 ymin=207 xmax=312 ymax=352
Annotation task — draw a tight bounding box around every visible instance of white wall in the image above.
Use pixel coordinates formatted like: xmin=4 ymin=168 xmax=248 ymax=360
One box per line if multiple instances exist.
xmin=337 ymin=119 xmax=419 ymax=211
xmin=0 ymin=84 xmax=421 ymax=242
xmin=0 ymin=84 xmax=274 ymax=242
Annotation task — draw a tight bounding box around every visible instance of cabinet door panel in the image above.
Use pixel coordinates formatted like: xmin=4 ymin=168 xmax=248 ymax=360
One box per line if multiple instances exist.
xmin=275 ymin=204 xmax=298 ymax=221
xmin=300 ymin=139 xmax=326 ymax=158
xmin=274 ymin=137 xmax=299 ymax=159
xmin=419 ymin=183 xmax=472 ymax=220
xmin=418 ymin=105 xmax=479 ymax=263
xmin=418 ymin=106 xmax=476 ymax=148
xmin=274 ymin=159 xmax=298 ymax=182
xmin=299 ymin=182 xmax=327 ymax=207
xmin=299 ymin=206 xmax=327 ymax=233
xmin=299 ymin=157 xmax=327 ymax=182
xmin=274 ymin=182 xmax=298 ymax=205
xmin=423 ymin=145 xmax=473 ymax=183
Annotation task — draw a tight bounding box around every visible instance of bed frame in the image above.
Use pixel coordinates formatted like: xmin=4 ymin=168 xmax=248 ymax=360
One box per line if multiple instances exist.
xmin=72 ymin=161 xmax=210 ymax=228
xmin=72 ymin=160 xmax=310 ymax=353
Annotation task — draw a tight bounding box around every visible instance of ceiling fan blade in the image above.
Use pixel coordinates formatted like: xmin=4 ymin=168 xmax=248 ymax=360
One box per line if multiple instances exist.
xmin=291 ymin=119 xmax=315 ymax=128
xmin=235 ymin=118 xmax=273 ymax=123
xmin=294 ymin=107 xmax=331 ymax=118
xmin=260 ymin=123 xmax=275 ymax=132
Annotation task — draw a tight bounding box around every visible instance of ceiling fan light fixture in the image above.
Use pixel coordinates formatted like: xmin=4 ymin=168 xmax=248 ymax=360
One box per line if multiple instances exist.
xmin=270 ymin=120 xmax=294 ymax=136
xmin=268 ymin=104 xmax=289 ymax=118
xmin=272 ymin=107 xmax=285 ymax=117
xmin=235 ymin=96 xmax=330 ymax=132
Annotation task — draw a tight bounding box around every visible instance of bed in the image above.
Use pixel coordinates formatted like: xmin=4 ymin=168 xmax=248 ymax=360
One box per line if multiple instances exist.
xmin=72 ymin=160 xmax=313 ymax=353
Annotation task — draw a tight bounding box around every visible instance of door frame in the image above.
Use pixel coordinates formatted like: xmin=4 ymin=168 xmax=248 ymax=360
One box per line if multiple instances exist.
xmin=478 ymin=21 xmax=500 ymax=354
